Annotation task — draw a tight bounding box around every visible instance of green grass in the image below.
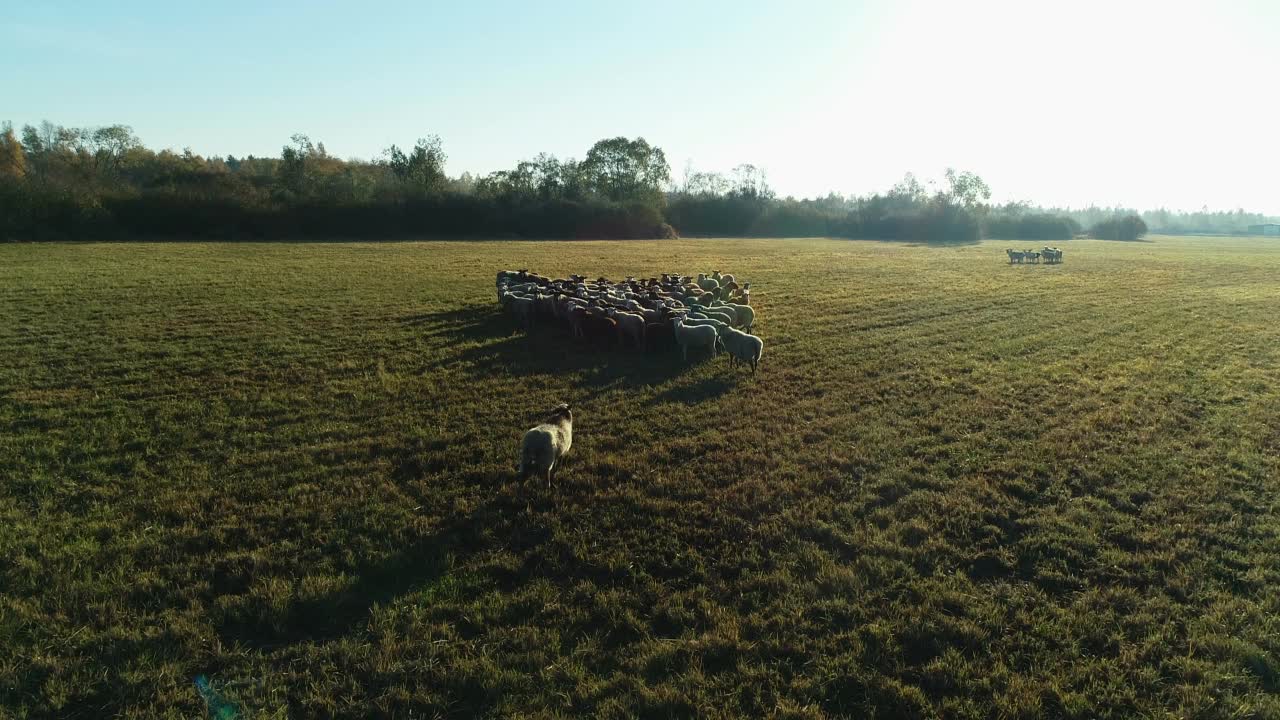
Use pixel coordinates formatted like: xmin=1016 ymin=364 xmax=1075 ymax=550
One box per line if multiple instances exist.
xmin=3 ymin=236 xmax=1280 ymax=719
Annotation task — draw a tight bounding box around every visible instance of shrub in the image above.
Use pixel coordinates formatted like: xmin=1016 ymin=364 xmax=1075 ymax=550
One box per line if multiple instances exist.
xmin=986 ymin=213 xmax=1078 ymax=241
xmin=1090 ymin=215 xmax=1148 ymax=241
xmin=0 ymin=182 xmax=111 ymax=241
xmin=666 ymin=195 xmax=766 ymax=237
xmin=918 ymin=204 xmax=982 ymax=244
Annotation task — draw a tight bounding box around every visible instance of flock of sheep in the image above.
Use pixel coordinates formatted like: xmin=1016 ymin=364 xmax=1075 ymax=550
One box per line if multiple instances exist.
xmin=496 ymin=269 xmax=764 ymax=372
xmin=1006 ymin=247 xmax=1064 ymax=264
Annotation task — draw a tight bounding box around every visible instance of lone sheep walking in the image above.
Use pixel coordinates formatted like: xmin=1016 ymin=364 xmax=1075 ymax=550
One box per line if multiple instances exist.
xmin=517 ymin=403 xmax=574 ymax=486
xmin=720 ymin=326 xmax=764 ymax=373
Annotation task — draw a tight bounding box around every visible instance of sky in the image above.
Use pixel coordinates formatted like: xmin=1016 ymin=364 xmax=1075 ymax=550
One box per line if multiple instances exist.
xmin=4 ymin=0 xmax=1278 ymax=212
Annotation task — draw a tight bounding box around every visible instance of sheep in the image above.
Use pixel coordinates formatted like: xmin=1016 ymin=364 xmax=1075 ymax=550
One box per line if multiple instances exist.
xmin=637 ymin=307 xmax=665 ymax=324
xmin=681 ymin=315 xmax=729 ymax=333
xmin=691 ymin=306 xmax=736 ymax=326
xmin=551 ymin=293 xmax=572 ymax=322
xmin=645 ymin=321 xmax=676 ymax=352
xmin=1025 ymin=250 xmax=1041 ymax=264
xmin=517 ymin=403 xmax=573 ymax=486
xmin=578 ymin=309 xmax=617 ymax=347
xmin=534 ymin=293 xmax=558 ymax=321
xmin=672 ymin=316 xmax=719 ymax=361
xmin=566 ymin=306 xmax=586 ymax=339
xmin=606 ymin=308 xmax=647 ymax=350
xmin=500 ymin=291 xmax=535 ymax=329
xmin=721 ymin=302 xmax=755 ymax=331
xmin=495 ymin=268 xmax=757 ymax=360
xmin=719 ymin=326 xmax=764 ymax=373
xmin=1006 ymin=249 xmax=1025 ymax=264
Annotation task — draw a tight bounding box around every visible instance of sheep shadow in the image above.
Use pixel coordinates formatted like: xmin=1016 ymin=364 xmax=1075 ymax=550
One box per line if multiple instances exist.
xmin=400 ymin=305 xmax=512 ymax=344
xmin=214 ymin=483 xmax=548 ymax=652
xmin=433 ymin=310 xmax=710 ymax=395
xmin=649 ymin=375 xmax=737 ymax=405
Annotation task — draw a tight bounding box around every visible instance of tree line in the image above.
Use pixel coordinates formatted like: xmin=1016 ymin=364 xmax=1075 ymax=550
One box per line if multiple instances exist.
xmin=0 ymin=123 xmax=679 ymax=241
xmin=2 ymin=120 xmax=1265 ymax=243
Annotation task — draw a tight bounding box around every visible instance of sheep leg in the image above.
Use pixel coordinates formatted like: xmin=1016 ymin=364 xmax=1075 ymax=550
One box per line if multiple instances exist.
xmin=545 ymin=463 xmax=554 ymax=488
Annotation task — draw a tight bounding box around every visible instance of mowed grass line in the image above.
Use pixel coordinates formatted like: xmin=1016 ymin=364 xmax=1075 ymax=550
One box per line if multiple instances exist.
xmin=2 ymin=236 xmax=1280 ymax=718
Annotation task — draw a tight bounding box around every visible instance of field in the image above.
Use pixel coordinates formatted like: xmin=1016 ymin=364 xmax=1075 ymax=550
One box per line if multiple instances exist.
xmin=3 ymin=236 xmax=1280 ymax=719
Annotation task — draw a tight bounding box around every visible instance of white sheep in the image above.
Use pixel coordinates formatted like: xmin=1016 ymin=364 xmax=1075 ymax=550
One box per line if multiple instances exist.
xmin=673 ymin=316 xmax=719 ymax=361
xmin=682 ymin=315 xmax=729 ymax=333
xmin=696 ymin=274 xmax=719 ymax=292
xmin=720 ymin=302 xmax=755 ymax=331
xmin=500 ymin=291 xmax=535 ymax=329
xmin=690 ymin=305 xmax=736 ymax=326
xmin=606 ymin=308 xmax=647 ymax=350
xmin=518 ymin=403 xmax=573 ymax=486
xmin=535 ymin=293 xmax=557 ymax=318
xmin=719 ymin=326 xmax=764 ymax=373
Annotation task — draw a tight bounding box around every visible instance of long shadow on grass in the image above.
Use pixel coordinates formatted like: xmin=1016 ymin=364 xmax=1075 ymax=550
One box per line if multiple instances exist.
xmin=214 ymin=484 xmax=548 ymax=653
xmin=406 ymin=306 xmax=727 ymax=398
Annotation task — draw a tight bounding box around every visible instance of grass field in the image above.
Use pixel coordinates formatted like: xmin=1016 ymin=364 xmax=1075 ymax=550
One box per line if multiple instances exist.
xmin=3 ymin=236 xmax=1280 ymax=718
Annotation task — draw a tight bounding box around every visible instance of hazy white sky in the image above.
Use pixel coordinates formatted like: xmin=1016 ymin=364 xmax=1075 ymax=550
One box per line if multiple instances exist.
xmin=4 ymin=0 xmax=1278 ymax=212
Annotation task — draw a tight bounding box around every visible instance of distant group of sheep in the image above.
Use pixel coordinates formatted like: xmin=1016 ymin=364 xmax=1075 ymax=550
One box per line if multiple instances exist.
xmin=496 ymin=269 xmax=764 ymax=372
xmin=1007 ymin=247 xmax=1064 ymax=264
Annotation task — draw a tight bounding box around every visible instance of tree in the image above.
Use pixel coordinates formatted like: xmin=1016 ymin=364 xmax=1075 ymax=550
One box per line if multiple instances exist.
xmin=279 ymin=134 xmax=313 ymax=194
xmin=940 ymin=168 xmax=991 ymax=211
xmin=528 ymin=152 xmax=563 ymax=200
xmin=677 ymin=162 xmax=730 ymax=197
xmin=384 ymin=136 xmax=447 ymax=195
xmin=89 ymin=125 xmax=141 ymax=180
xmin=729 ymin=164 xmax=773 ymax=200
xmin=279 ymin=134 xmax=347 ymax=198
xmin=580 ymin=137 xmax=670 ymax=205
xmin=890 ymin=172 xmax=928 ymax=204
xmin=884 ymin=172 xmax=930 ymax=214
xmin=0 ymin=122 xmax=25 ymax=179
xmin=557 ymin=158 xmax=587 ymax=200
xmin=20 ymin=121 xmax=66 ymax=183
